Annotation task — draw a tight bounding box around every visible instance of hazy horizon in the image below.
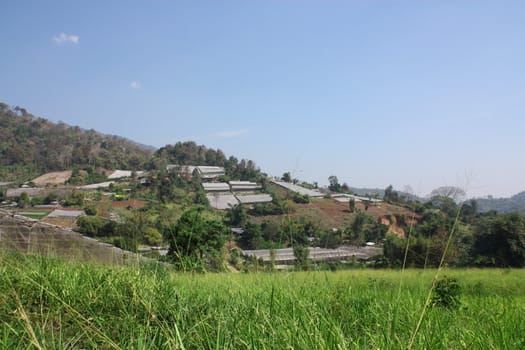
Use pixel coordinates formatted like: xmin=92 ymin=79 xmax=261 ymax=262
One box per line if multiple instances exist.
xmin=1 ymin=1 xmax=524 ymax=198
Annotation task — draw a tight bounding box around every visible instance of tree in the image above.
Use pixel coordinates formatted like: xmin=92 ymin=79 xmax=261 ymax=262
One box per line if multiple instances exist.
xmin=460 ymin=199 xmax=478 ymax=224
xmin=348 ymin=198 xmax=356 ymax=213
xmin=17 ymin=192 xmax=30 ymax=208
xmin=383 ymin=185 xmax=399 ymax=203
xmin=238 ymin=222 xmax=264 ymax=249
xmin=143 ymin=227 xmax=163 ymax=246
xmin=363 ymin=222 xmax=389 ymax=243
xmin=76 ymin=215 xmax=113 ymax=237
xmin=165 ymin=206 xmax=229 ymax=270
xmin=319 ymin=230 xmax=342 ymax=249
xmin=293 ymin=244 xmax=310 ymax=270
xmin=430 ymin=186 xmax=466 ymax=203
xmin=225 ymin=204 xmax=247 ymax=227
xmin=328 ymin=175 xmax=341 ymax=192
xmin=472 ymin=213 xmax=525 ymax=267
xmin=430 ymin=196 xmax=459 ymax=218
xmin=281 ymin=172 xmax=292 ymax=182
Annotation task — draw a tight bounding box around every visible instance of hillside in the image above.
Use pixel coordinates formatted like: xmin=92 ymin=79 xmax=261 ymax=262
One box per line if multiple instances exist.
xmin=0 ymin=103 xmax=153 ymax=182
xmin=475 ymin=191 xmax=525 ymax=214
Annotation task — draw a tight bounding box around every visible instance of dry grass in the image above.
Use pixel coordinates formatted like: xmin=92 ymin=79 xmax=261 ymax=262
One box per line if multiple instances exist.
xmin=32 ymin=171 xmax=72 ymax=187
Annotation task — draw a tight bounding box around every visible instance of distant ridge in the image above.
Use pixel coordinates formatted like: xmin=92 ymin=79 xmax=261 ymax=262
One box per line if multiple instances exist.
xmin=475 ymin=191 xmax=525 ymax=214
xmin=0 ymin=102 xmax=154 ymax=181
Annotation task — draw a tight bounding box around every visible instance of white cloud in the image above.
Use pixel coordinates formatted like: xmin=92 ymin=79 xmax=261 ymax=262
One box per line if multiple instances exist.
xmin=216 ymin=129 xmax=248 ymax=138
xmin=52 ymin=33 xmax=79 ymax=45
xmin=130 ymin=81 xmax=141 ymax=89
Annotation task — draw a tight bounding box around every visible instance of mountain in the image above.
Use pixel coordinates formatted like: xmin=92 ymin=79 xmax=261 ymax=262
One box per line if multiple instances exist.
xmin=475 ymin=191 xmax=525 ymax=214
xmin=0 ymin=103 xmax=154 ymax=181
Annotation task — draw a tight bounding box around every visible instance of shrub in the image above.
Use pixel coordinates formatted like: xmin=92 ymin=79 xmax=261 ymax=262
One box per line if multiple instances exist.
xmin=143 ymin=227 xmax=163 ymax=246
xmin=83 ymin=204 xmax=98 ymax=216
xmin=431 ymin=276 xmax=462 ymax=309
xmin=292 ymin=193 xmax=310 ymax=204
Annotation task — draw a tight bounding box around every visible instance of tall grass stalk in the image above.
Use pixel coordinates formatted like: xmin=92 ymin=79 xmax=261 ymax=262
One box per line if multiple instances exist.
xmin=407 ymin=203 xmax=464 ymax=349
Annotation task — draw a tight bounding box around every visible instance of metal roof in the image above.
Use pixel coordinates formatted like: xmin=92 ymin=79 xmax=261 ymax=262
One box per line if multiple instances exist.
xmin=206 ymin=193 xmax=239 ymax=210
xmin=242 ymin=246 xmax=382 ymax=263
xmin=197 ymin=166 xmax=225 ymax=174
xmin=236 ymin=194 xmax=272 ymax=204
xmin=5 ymin=188 xmax=44 ymax=197
xmin=202 ymin=182 xmax=230 ymax=191
xmin=331 ymin=193 xmax=382 ymax=203
xmin=229 ymin=181 xmax=257 ymax=186
xmin=107 ymin=170 xmax=146 ymax=179
xmin=271 ymin=180 xmax=325 ymax=197
xmin=78 ymin=181 xmax=115 ymax=190
xmin=47 ymin=209 xmax=85 ymax=218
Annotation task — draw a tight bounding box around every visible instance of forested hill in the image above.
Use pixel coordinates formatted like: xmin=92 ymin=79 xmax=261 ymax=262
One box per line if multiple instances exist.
xmin=0 ymin=103 xmax=153 ymax=180
xmin=475 ymin=191 xmax=525 ymax=214
xmin=153 ymin=141 xmax=264 ymax=181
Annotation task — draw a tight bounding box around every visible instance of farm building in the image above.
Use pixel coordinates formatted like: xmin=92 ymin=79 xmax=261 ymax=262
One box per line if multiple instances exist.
xmin=6 ymin=188 xmax=45 ymax=198
xmin=107 ymin=170 xmax=148 ymax=179
xmin=236 ymin=194 xmax=272 ymax=204
xmin=77 ymin=181 xmax=115 ymax=190
xmin=242 ymin=246 xmax=382 ymax=265
xmin=202 ymin=182 xmax=230 ymax=192
xmin=229 ymin=181 xmax=261 ymax=192
xmin=206 ymin=193 xmax=239 ymax=210
xmin=198 ymin=166 xmax=225 ymax=179
xmin=47 ymin=209 xmax=85 ymax=219
xmin=271 ymin=180 xmax=325 ymax=198
xmin=167 ymin=165 xmax=197 ymax=175
xmin=331 ymin=193 xmax=382 ymax=204
xmin=5 ymin=188 xmax=73 ymax=199
xmin=167 ymin=165 xmax=225 ymax=180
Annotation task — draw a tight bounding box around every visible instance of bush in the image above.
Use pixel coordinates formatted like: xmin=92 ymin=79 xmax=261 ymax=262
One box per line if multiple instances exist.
xmin=431 ymin=276 xmax=462 ymax=309
xmin=76 ymin=215 xmax=115 ymax=237
xmin=143 ymin=227 xmax=163 ymax=246
xmin=83 ymin=204 xmax=98 ymax=216
xmin=292 ymin=193 xmax=310 ymax=204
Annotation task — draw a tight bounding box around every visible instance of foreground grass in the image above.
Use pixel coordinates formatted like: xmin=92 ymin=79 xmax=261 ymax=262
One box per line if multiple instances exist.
xmin=1 ymin=251 xmax=524 ymax=349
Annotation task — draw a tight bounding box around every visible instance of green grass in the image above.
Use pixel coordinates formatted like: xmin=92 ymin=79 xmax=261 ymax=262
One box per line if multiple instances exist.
xmin=1 ymin=251 xmax=524 ymax=349
xmin=17 ymin=210 xmax=52 ymax=220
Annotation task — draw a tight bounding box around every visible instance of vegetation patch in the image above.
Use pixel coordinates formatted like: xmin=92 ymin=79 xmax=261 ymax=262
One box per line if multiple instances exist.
xmin=1 ymin=251 xmax=524 ymax=349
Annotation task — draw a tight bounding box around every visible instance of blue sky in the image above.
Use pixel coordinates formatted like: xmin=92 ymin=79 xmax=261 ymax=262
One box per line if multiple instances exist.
xmin=1 ymin=1 xmax=524 ymax=198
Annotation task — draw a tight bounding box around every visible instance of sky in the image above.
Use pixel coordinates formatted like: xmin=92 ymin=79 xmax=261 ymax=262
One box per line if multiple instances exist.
xmin=1 ymin=1 xmax=524 ymax=198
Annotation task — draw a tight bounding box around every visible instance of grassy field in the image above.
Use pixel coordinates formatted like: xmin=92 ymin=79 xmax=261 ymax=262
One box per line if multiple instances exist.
xmin=1 ymin=251 xmax=524 ymax=349
xmin=16 ymin=209 xmax=52 ymax=220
